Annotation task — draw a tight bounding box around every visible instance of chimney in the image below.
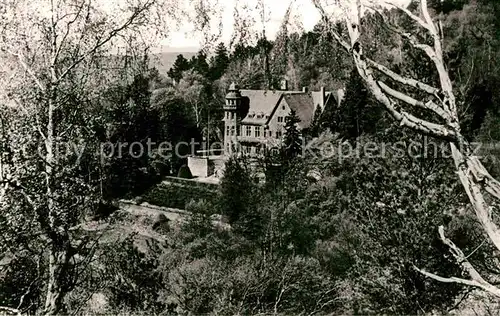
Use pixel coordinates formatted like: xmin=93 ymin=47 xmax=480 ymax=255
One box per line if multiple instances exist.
xmin=337 ymin=88 xmax=345 ymax=106
xmin=320 ymin=86 xmax=325 ymax=108
xmin=280 ymin=79 xmax=288 ymax=91
xmin=302 ymin=86 xmax=309 ymax=93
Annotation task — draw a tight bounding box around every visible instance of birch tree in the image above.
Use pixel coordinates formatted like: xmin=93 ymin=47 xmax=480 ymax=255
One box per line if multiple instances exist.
xmin=0 ymin=0 xmax=183 ymax=313
xmin=311 ymin=0 xmax=500 ymax=297
xmin=177 ymin=69 xmax=208 ymax=128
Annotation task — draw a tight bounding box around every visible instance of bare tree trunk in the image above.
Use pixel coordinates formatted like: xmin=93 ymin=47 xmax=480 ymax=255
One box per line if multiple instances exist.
xmin=450 ymin=143 xmax=500 ymax=251
xmin=43 ymin=84 xmax=71 ymax=314
xmin=43 ymin=53 xmax=72 ymax=312
xmin=194 ymin=102 xmax=201 ymax=129
xmin=44 ymin=245 xmax=70 ymax=315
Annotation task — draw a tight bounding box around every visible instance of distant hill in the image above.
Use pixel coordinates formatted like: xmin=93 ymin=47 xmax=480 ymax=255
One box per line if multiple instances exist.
xmin=1 ymin=51 xmax=199 ymax=81
xmin=149 ymin=52 xmax=197 ymax=76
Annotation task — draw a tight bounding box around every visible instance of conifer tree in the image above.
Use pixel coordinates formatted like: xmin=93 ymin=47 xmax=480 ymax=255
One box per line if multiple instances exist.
xmin=189 ymin=52 xmax=210 ymax=78
xmin=283 ymin=110 xmax=302 ymax=160
xmin=209 ymin=43 xmax=230 ymax=80
xmin=219 ymin=156 xmax=253 ymax=224
xmin=167 ymin=54 xmax=190 ymax=83
xmin=337 ymin=69 xmax=369 ymax=139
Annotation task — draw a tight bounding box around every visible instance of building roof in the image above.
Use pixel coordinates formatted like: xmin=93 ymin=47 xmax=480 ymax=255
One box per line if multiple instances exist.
xmin=229 ymin=82 xmax=240 ymax=90
xmin=236 ymin=87 xmax=333 ymax=128
xmin=282 ymin=93 xmax=316 ymax=130
xmin=240 ymin=90 xmax=284 ymax=125
xmin=226 ymin=82 xmax=242 ymax=99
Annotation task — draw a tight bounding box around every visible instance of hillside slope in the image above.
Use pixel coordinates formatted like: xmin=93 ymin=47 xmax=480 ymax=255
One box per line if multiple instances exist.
xmin=150 ymin=52 xmax=196 ymax=76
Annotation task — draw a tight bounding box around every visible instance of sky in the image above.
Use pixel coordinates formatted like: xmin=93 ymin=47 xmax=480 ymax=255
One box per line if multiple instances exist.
xmin=159 ymin=0 xmax=411 ymax=52
xmin=159 ymin=0 xmax=322 ymax=51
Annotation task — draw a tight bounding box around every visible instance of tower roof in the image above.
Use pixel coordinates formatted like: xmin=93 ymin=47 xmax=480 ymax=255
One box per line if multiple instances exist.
xmin=229 ymin=82 xmax=239 ymax=91
xmin=226 ymin=82 xmax=241 ymax=99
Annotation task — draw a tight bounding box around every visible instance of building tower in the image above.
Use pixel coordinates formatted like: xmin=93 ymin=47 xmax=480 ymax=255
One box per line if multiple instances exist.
xmin=224 ymin=82 xmax=242 ymax=156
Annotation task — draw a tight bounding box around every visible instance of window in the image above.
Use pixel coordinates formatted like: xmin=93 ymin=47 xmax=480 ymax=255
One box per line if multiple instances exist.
xmin=282 ymin=105 xmax=285 ymax=110
xmin=277 ymin=116 xmax=283 ymax=123
xmin=231 ymin=126 xmax=235 ymax=136
xmin=268 ymin=130 xmax=272 ymax=137
xmin=246 ymin=126 xmax=251 ymax=136
xmin=276 ymin=131 xmax=282 ymax=138
xmin=226 ymin=126 xmax=230 ymax=136
xmin=255 ymin=126 xmax=261 ymax=138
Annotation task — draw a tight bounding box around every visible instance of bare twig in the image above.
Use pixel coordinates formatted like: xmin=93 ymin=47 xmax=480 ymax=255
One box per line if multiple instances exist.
xmin=3 ymin=50 xmax=45 ymax=92
xmin=56 ymin=0 xmax=155 ymax=83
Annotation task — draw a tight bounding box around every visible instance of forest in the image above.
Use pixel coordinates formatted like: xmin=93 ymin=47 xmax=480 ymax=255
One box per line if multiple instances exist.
xmin=1 ymin=0 xmax=500 ymax=314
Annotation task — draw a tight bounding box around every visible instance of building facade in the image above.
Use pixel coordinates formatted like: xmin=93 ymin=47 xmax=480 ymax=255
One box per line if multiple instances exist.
xmin=223 ymin=82 xmax=342 ymax=156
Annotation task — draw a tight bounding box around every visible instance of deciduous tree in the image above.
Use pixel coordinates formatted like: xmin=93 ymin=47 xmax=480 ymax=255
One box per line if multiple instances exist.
xmin=0 ymin=0 xmax=178 ymax=313
xmin=312 ymin=0 xmax=500 ymax=297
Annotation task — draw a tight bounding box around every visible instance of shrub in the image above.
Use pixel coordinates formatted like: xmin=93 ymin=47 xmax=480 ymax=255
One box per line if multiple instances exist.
xmin=177 ymin=165 xmax=193 ymax=179
xmin=142 ymin=183 xmax=216 ymax=210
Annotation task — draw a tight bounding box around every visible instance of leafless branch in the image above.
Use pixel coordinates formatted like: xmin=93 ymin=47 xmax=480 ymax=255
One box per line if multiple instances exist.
xmin=366 ymin=57 xmax=439 ymax=95
xmin=3 ymin=50 xmax=45 ymax=92
xmin=53 ymin=0 xmax=89 ymax=67
xmin=0 ymin=182 xmax=8 ymax=205
xmin=415 ymin=226 xmax=500 ymax=297
xmin=0 ymin=306 xmax=21 ymax=315
xmin=56 ymin=0 xmax=155 ymax=83
xmin=377 ymin=81 xmax=450 ymax=120
xmin=381 ymin=0 xmax=433 ymax=33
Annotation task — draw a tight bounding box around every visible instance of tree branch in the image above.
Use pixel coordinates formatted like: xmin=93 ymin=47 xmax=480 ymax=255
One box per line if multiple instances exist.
xmin=56 ymin=0 xmax=155 ymax=83
xmin=311 ymin=0 xmax=350 ymax=51
xmin=3 ymin=50 xmax=45 ymax=92
xmin=0 ymin=306 xmax=21 ymax=315
xmin=382 ymin=0 xmax=433 ymax=33
xmin=420 ymin=0 xmax=438 ymax=34
xmin=415 ymin=267 xmax=500 ymax=297
xmin=373 ymin=3 xmax=458 ymax=119
xmin=465 ymin=155 xmax=500 ymax=202
xmin=451 ymin=145 xmax=500 ymax=253
xmin=356 ymin=55 xmax=455 ymax=139
xmin=0 ymin=182 xmax=8 ymax=205
xmin=52 ymin=0 xmax=89 ymax=67
xmin=414 ymin=225 xmax=500 ymax=298
xmin=377 ymin=81 xmax=451 ymax=121
xmin=366 ymin=57 xmax=439 ymax=95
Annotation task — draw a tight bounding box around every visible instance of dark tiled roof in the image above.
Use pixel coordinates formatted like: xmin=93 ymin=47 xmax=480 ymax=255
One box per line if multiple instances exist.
xmin=240 ymin=89 xmax=283 ymax=125
xmin=238 ymin=89 xmax=330 ymax=129
xmin=283 ymin=93 xmax=316 ymax=130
